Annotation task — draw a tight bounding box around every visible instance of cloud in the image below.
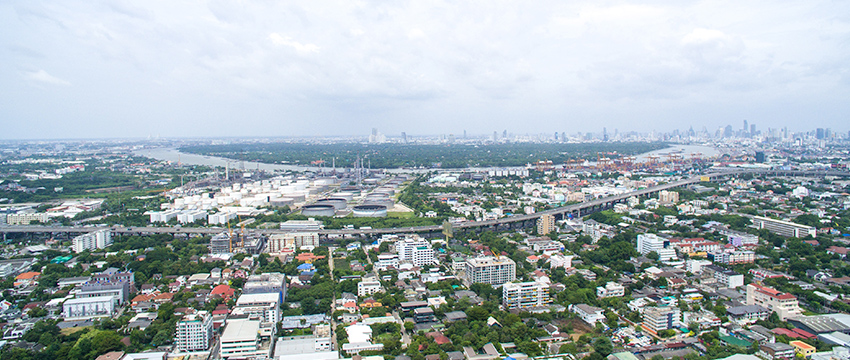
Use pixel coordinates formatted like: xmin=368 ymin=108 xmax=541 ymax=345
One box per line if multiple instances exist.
xmin=26 ymin=70 xmax=71 ymax=86
xmin=268 ymin=33 xmax=320 ymax=54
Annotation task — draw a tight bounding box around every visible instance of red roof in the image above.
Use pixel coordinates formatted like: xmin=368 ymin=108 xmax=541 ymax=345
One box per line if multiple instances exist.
xmin=790 ymin=328 xmax=816 ymax=339
xmin=211 ymin=284 xmax=235 ymax=298
xmin=15 ymin=272 xmax=40 ymax=280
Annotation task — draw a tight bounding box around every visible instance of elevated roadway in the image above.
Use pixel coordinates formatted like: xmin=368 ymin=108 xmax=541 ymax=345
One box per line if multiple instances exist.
xmin=2 ymin=168 xmax=848 ymax=237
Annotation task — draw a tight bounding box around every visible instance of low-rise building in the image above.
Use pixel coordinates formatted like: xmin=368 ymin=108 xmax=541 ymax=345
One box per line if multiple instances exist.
xmin=746 ymin=283 xmax=802 ymax=320
xmin=357 ymin=277 xmax=382 ymax=297
xmin=642 ymin=306 xmax=681 ymax=334
xmin=596 ymin=282 xmax=625 ymax=298
xmin=570 ymin=304 xmax=604 ymax=325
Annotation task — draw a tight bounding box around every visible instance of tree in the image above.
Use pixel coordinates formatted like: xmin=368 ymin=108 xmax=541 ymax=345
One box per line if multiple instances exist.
xmin=646 ymin=251 xmax=660 ymax=261
xmin=592 ymin=337 xmax=613 ymax=357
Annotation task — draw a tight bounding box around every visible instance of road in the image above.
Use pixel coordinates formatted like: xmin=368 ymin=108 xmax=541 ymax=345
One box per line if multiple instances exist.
xmin=2 ymin=168 xmax=847 ymax=237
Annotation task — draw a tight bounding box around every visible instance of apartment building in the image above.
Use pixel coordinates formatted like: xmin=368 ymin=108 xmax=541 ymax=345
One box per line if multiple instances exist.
xmin=463 ymin=256 xmax=516 ymax=286
xmin=72 ymin=229 xmax=112 ymax=253
xmin=642 ymin=306 xmax=682 ymax=334
xmin=176 ymin=311 xmax=213 ymax=352
xmin=502 ymin=281 xmax=550 ymax=310
xmin=537 ymin=214 xmax=556 ymax=235
xmin=752 ymin=216 xmax=816 ymax=238
xmin=596 ymin=282 xmax=625 ymax=298
xmin=396 ymin=237 xmax=435 ymax=267
xmin=746 ymin=283 xmax=802 ymax=320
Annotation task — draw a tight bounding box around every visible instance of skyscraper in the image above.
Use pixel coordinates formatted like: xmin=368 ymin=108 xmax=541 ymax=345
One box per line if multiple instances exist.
xmin=401 ymin=132 xmax=407 ymax=143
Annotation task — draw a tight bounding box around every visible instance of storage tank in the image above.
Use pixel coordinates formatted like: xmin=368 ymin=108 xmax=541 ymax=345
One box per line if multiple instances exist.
xmin=316 ymin=198 xmax=348 ymax=210
xmin=340 ymin=186 xmax=361 ymax=195
xmin=336 ymin=192 xmax=354 ymax=201
xmin=352 ymin=204 xmax=387 ymax=217
xmin=301 ymin=204 xmax=336 ymax=217
xmin=363 ymin=196 xmax=394 ymax=208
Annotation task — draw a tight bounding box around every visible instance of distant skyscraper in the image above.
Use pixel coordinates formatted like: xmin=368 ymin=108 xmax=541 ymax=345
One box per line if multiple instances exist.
xmin=463 ymin=130 xmax=467 ymax=139
xmin=743 ymin=120 xmax=748 ymax=134
xmin=755 ymin=152 xmax=765 ymax=163
xmin=603 ymin=127 xmax=608 ymax=142
xmin=493 ymin=131 xmax=498 ymax=141
xmin=750 ymin=124 xmax=756 ymax=136
xmin=724 ymin=125 xmax=733 ymax=138
xmin=401 ymin=132 xmax=407 ymax=143
xmin=372 ymin=128 xmax=378 ymax=136
xmin=688 ymin=126 xmax=695 ymax=137
xmin=503 ymin=129 xmax=507 ymax=139
xmin=816 ymin=128 xmax=825 ymax=139
xmin=561 ymin=132 xmax=566 ymax=142
xmin=554 ymin=132 xmax=559 ymax=141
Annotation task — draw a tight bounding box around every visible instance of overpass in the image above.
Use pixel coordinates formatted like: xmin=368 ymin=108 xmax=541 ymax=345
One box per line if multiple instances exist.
xmin=1 ymin=168 xmax=848 ymax=238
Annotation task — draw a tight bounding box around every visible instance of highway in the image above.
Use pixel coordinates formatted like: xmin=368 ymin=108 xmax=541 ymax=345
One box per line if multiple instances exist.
xmin=1 ymin=168 xmax=847 ymax=237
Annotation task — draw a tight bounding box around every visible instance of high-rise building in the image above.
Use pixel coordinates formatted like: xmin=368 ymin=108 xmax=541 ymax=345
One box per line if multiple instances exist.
xmin=537 ymin=214 xmax=555 ymax=235
xmin=72 ymin=229 xmax=112 ymax=253
xmin=816 ymin=128 xmax=826 ymax=139
xmin=268 ymin=232 xmax=319 ymax=253
xmin=396 ymin=236 xmax=435 ymax=267
xmin=751 ymin=124 xmax=757 ymax=136
xmin=401 ymin=132 xmax=407 ymax=143
xmin=743 ymin=120 xmax=748 ymax=134
xmin=502 ymin=281 xmax=550 ymax=309
xmin=463 ymin=256 xmax=516 ymax=286
xmin=176 ymin=311 xmax=214 ymax=352
xmin=755 ymin=152 xmax=765 ymax=163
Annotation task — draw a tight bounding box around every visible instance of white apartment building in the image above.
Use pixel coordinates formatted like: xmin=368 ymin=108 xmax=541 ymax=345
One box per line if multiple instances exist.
xmin=502 ymin=281 xmax=550 ymax=310
xmin=636 ymin=234 xmax=669 ymax=256
xmin=658 ymin=190 xmax=679 ymax=204
xmin=548 ymin=254 xmax=574 ymax=269
xmin=6 ymin=212 xmax=49 ymax=225
xmin=375 ymin=253 xmax=399 ymax=271
xmin=570 ymin=304 xmax=604 ymax=325
xmin=149 ymin=209 xmax=181 ymax=223
xmin=268 ymin=232 xmax=320 ymax=253
xmin=752 ymin=216 xmax=816 ymax=238
xmin=705 ymin=265 xmax=745 ymax=288
xmin=357 ymin=278 xmax=383 ymax=297
xmin=396 ymin=237 xmax=436 ymax=267
xmin=710 ymin=250 xmax=756 ymax=264
xmin=62 ymin=295 xmax=115 ymax=319
xmin=596 ymin=282 xmax=625 ymax=298
xmin=746 ymin=283 xmax=802 ymax=320
xmin=220 ymin=319 xmax=272 ymax=359
xmin=72 ymin=229 xmax=113 ymax=253
xmin=234 ymin=293 xmax=281 ymax=323
xmin=176 ymin=311 xmax=213 ymax=352
xmin=463 ymin=256 xmax=516 ymax=286
xmin=642 ymin=306 xmax=682 ymax=334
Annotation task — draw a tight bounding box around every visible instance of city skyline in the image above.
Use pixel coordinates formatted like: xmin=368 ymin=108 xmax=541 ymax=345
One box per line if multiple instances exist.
xmin=2 ymin=1 xmax=849 ymax=140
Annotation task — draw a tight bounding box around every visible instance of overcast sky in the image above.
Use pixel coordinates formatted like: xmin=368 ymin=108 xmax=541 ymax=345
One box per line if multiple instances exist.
xmin=2 ymin=1 xmax=849 ymax=140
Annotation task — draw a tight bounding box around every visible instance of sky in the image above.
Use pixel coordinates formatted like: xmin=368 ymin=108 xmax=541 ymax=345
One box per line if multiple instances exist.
xmin=2 ymin=0 xmax=849 ymax=140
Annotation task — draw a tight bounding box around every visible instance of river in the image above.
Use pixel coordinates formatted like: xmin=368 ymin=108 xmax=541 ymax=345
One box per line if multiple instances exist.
xmin=134 ymin=143 xmax=719 ymax=173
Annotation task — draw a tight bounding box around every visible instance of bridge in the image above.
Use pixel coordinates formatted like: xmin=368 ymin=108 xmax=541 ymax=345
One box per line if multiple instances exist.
xmin=1 ymin=168 xmax=848 ymax=238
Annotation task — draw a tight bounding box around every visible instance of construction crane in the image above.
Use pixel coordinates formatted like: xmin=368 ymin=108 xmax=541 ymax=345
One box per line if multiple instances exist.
xmin=492 ymin=249 xmax=500 ymax=260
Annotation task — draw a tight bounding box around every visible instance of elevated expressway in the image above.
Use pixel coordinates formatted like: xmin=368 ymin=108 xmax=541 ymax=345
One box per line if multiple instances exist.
xmin=2 ymin=168 xmax=848 ymax=238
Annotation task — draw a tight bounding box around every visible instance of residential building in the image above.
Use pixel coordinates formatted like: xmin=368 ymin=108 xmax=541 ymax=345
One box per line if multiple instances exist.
xmin=375 ymin=253 xmax=399 ymax=271
xmin=72 ymin=229 xmax=113 ymax=253
xmin=463 ymin=256 xmax=516 ymax=286
xmin=746 ymin=283 xmax=802 ymax=320
xmin=63 ymin=295 xmax=115 ymax=319
xmin=6 ymin=212 xmax=49 ymax=225
xmin=175 ymin=311 xmax=213 ymax=352
xmin=636 ymin=234 xmax=669 ymax=256
xmin=413 ymin=307 xmax=436 ymax=323
xmin=727 ymin=305 xmax=769 ymax=325
xmin=537 ymin=214 xmax=555 ymax=235
xmin=596 ymin=282 xmax=625 ymax=298
xmin=752 ymin=216 xmax=816 ymax=238
xmin=243 ymin=272 xmax=287 ymax=303
xmin=219 ymin=319 xmax=273 ymax=359
xmin=658 ymin=190 xmax=679 ymax=204
xmin=396 ymin=237 xmax=436 ymax=267
xmin=759 ymin=342 xmax=795 ymax=360
xmin=704 ymin=265 xmax=745 ymax=288
xmin=233 ymin=292 xmax=281 ymax=323
xmin=268 ymin=232 xmax=319 ymax=253
xmin=502 ymin=281 xmax=550 ymax=310
xmin=642 ymin=306 xmax=682 ymax=334
xmin=789 ymin=341 xmax=816 ymax=358
xmin=570 ymin=304 xmax=604 ymax=325
xmin=548 ymin=254 xmax=574 ymax=269
xmin=709 ymin=250 xmax=756 ymax=265
xmin=357 ymin=277 xmax=383 ymax=297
